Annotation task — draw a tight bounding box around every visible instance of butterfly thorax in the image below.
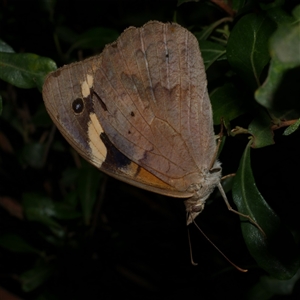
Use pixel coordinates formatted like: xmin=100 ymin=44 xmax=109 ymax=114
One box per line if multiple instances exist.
xmin=185 ymin=161 xmax=222 ymax=225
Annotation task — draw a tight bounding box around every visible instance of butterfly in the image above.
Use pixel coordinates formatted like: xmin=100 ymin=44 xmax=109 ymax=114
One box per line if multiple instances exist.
xmin=42 ymin=20 xmax=223 ymax=226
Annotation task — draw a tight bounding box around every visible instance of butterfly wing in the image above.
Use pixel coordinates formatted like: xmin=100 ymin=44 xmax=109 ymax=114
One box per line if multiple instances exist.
xmin=42 ymin=21 xmax=217 ymax=198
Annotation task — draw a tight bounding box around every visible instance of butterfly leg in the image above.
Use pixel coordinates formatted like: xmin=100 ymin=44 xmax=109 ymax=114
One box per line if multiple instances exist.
xmin=217 ymin=182 xmax=266 ymax=237
xmin=209 ymin=119 xmax=224 ymax=171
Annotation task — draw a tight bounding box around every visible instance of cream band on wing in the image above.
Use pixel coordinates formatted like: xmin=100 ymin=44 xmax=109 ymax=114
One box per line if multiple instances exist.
xmin=81 ymin=74 xmax=94 ymax=98
xmin=88 ymin=112 xmax=107 ymax=167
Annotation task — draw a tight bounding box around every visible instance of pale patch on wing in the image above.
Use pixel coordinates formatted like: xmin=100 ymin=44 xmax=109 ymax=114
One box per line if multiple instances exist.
xmin=88 ymin=112 xmax=107 ymax=167
xmin=81 ymin=74 xmax=94 ymax=98
xmin=86 ymin=74 xmax=94 ymax=88
xmin=81 ymin=80 xmax=90 ymax=98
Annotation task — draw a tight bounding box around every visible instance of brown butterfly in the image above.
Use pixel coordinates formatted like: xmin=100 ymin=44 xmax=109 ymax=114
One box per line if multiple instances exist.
xmin=43 ymin=21 xmax=223 ymax=226
xmin=43 ymin=20 xmax=262 ymax=237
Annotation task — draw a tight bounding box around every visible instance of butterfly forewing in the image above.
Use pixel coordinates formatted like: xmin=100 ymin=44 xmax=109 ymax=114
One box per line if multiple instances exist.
xmin=92 ymin=21 xmax=217 ymax=192
xmin=42 ymin=21 xmax=217 ymax=198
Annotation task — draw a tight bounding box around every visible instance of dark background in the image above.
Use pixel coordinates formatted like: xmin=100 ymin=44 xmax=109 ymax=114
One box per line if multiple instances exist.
xmin=1 ymin=0 xmax=300 ymax=299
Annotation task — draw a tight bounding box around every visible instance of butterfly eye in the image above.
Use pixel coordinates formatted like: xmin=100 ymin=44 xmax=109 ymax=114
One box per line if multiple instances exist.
xmin=72 ymin=98 xmax=84 ymax=114
xmin=210 ymin=167 xmax=221 ymax=174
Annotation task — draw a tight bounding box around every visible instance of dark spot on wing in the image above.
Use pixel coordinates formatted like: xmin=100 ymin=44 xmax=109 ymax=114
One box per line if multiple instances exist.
xmin=72 ymin=98 xmax=84 ymax=114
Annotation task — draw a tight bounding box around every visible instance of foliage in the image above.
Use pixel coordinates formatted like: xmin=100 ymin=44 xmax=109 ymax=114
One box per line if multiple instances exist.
xmin=0 ymin=0 xmax=300 ymax=299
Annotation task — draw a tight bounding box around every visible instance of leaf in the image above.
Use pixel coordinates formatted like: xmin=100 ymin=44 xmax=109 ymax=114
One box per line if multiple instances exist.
xmin=232 ymin=140 xmax=300 ymax=279
xmin=227 ymin=13 xmax=276 ymax=90
xmin=293 ymin=4 xmax=300 ymax=20
xmin=210 ymin=83 xmax=250 ymax=125
xmin=255 ymin=23 xmax=300 ymax=118
xmin=270 ymin=23 xmax=300 ymax=66
xmin=0 ymin=39 xmax=15 ymax=53
xmin=52 ymin=202 xmax=81 ymax=220
xmin=265 ymin=6 xmax=295 ymax=26
xmin=199 ymin=40 xmax=226 ymax=69
xmin=248 ymin=108 xmax=274 ymax=148
xmin=22 ymin=191 xmax=80 ymax=222
xmin=283 ymin=118 xmax=300 ymax=136
xmin=20 ymin=142 xmax=46 ymax=169
xmin=0 ymin=52 xmax=57 ymax=91
xmin=56 ymin=26 xmax=79 ymax=45
xmin=0 ymin=234 xmax=41 ymax=254
xmin=194 ymin=17 xmax=232 ymax=41
xmin=22 ymin=193 xmax=63 ymax=230
xmin=247 ymin=268 xmax=300 ymax=299
xmin=77 ymin=162 xmax=102 ymax=225
xmin=259 ymin=0 xmax=285 ymax=11
xmin=67 ymin=27 xmax=119 ymax=55
xmin=20 ymin=260 xmax=55 ymax=292
xmin=232 ymin=0 xmax=246 ymax=12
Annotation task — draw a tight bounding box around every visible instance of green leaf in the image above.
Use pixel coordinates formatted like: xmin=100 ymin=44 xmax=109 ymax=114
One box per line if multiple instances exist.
xmin=227 ymin=13 xmax=276 ymax=90
xmin=194 ymin=17 xmax=232 ymax=41
xmin=56 ymin=26 xmax=79 ymax=45
xmin=260 ymin=0 xmax=285 ymax=11
xmin=270 ymin=24 xmax=300 ymax=66
xmin=0 ymin=39 xmax=15 ymax=53
xmin=232 ymin=0 xmax=246 ymax=11
xmin=77 ymin=162 xmax=102 ymax=225
xmin=255 ymin=23 xmax=300 ymax=118
xmin=67 ymin=27 xmax=119 ymax=55
xmin=248 ymin=108 xmax=274 ymax=148
xmin=0 ymin=52 xmax=57 ymax=91
xmin=52 ymin=202 xmax=81 ymax=220
xmin=247 ymin=268 xmax=300 ymax=299
xmin=210 ymin=83 xmax=250 ymax=125
xmin=233 ymin=140 xmax=300 ymax=279
xmin=20 ymin=142 xmax=46 ymax=169
xmin=199 ymin=40 xmax=226 ymax=69
xmin=293 ymin=4 xmax=300 ymax=20
xmin=0 ymin=234 xmax=41 ymax=254
xmin=21 ymin=260 xmax=55 ymax=292
xmin=265 ymin=7 xmax=295 ymax=26
xmin=22 ymin=191 xmax=80 ymax=222
xmin=255 ymin=59 xmax=287 ymax=112
xmin=22 ymin=193 xmax=63 ymax=230
xmin=283 ymin=119 xmax=300 ymax=136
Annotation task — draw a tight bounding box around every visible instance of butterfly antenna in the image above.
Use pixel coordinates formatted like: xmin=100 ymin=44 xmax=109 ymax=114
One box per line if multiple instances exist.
xmin=217 ymin=182 xmax=266 ymax=237
xmin=191 ymin=217 xmax=248 ymax=272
